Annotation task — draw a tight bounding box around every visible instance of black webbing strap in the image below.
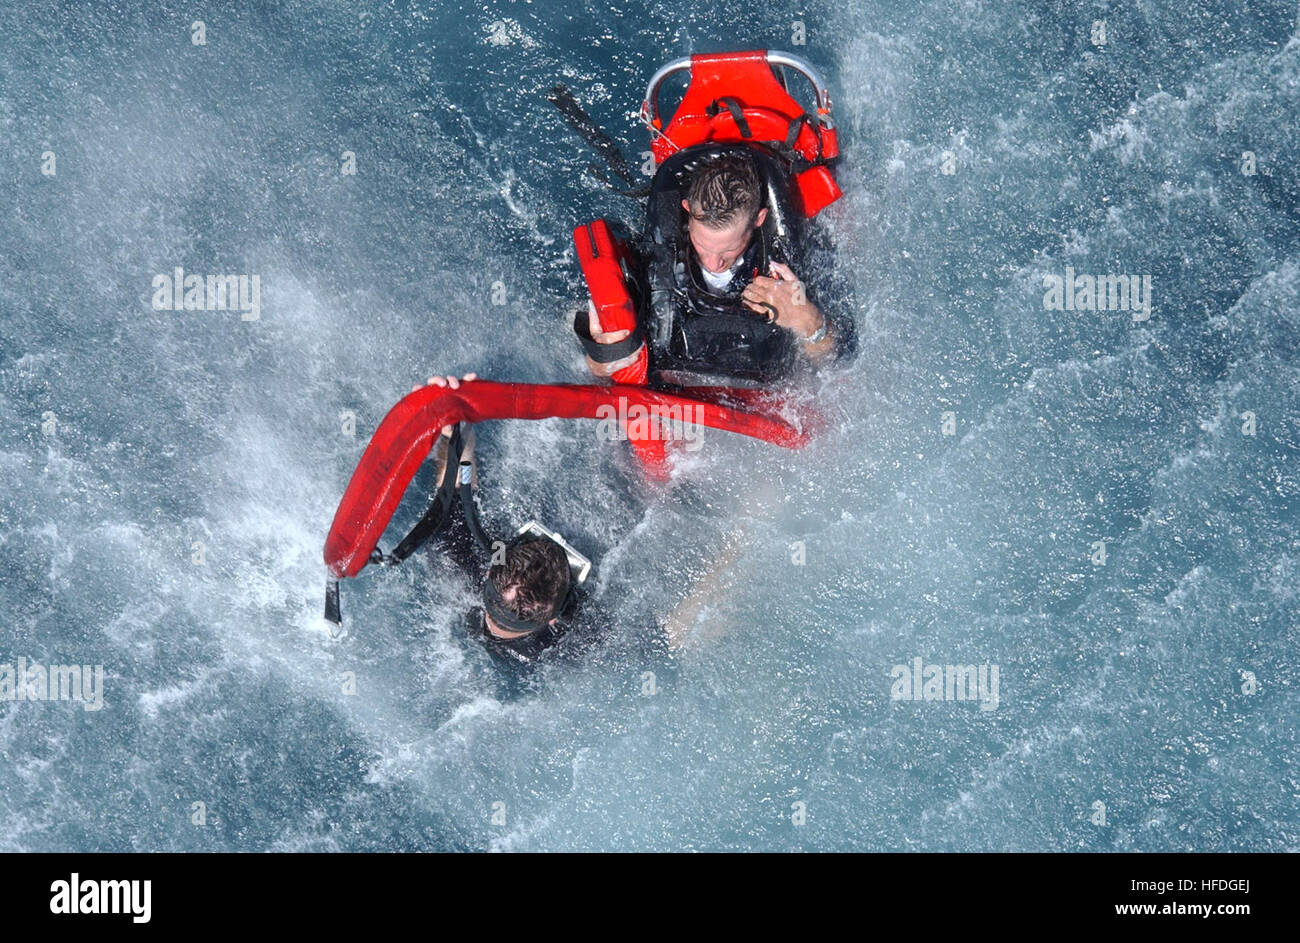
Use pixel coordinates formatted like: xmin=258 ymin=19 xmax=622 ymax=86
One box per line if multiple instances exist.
xmin=324 ymin=425 xmax=497 ymax=627
xmin=773 ymin=113 xmax=822 ymax=166
xmin=574 ymin=304 xmax=645 ymax=363
xmin=547 ymin=83 xmax=641 ymax=188
xmin=324 ymin=577 xmax=342 ymax=626
xmin=382 ymin=425 xmax=466 ymax=565
xmin=706 ymin=97 xmax=753 ymax=139
xmin=459 ymin=470 xmax=495 ymax=557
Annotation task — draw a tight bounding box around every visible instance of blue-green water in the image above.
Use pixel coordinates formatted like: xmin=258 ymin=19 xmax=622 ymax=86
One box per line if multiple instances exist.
xmin=1 ymin=0 xmax=1297 ymax=851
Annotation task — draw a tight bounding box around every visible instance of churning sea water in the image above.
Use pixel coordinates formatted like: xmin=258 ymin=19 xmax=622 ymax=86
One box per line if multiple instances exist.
xmin=1 ymin=0 xmax=1297 ymax=851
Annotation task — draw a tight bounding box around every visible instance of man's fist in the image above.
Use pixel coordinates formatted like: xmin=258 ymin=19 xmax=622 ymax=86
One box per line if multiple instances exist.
xmin=583 ymin=299 xmax=642 ymax=378
xmin=741 ymin=261 xmax=823 ymax=338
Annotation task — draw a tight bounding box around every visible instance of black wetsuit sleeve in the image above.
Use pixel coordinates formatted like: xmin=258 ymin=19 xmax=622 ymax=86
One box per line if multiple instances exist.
xmin=802 ymin=238 xmax=857 ymax=367
xmin=825 ymin=304 xmax=858 ymax=364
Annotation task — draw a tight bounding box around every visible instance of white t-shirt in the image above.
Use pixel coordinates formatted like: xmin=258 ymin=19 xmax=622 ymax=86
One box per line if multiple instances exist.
xmin=699 ymin=257 xmax=742 ymax=292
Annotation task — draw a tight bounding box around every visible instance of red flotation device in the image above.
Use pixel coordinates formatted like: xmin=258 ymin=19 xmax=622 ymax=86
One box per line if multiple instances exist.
xmin=323 ymin=380 xmax=811 ymax=581
xmin=574 ymin=220 xmax=648 ymax=388
xmin=572 ymin=219 xmax=669 ymax=474
xmin=642 ymin=49 xmax=842 ymax=217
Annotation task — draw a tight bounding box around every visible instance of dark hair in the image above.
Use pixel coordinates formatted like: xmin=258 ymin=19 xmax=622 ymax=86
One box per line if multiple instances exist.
xmin=685 ymin=155 xmax=762 ymax=229
xmin=488 ymin=536 xmax=571 ymax=625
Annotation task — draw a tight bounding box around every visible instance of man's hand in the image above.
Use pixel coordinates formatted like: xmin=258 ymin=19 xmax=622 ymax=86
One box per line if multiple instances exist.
xmin=741 ymin=261 xmax=834 ymax=360
xmin=583 ymin=299 xmax=643 ymax=379
xmin=741 ymin=261 xmax=825 ymax=336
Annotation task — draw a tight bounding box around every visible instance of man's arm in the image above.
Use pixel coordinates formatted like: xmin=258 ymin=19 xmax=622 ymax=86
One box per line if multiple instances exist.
xmin=415 ymin=373 xmax=478 ymax=487
xmin=662 ymin=528 xmax=747 ymax=650
xmin=794 ymin=300 xmax=836 ymax=363
xmin=741 ymin=260 xmax=842 ymax=365
xmin=432 ymin=423 xmax=477 ymax=488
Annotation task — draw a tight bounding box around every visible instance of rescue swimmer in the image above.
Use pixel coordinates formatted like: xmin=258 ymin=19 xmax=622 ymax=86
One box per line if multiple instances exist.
xmin=567 ymin=49 xmax=854 ymax=403
xmin=580 ymin=151 xmax=852 ymax=386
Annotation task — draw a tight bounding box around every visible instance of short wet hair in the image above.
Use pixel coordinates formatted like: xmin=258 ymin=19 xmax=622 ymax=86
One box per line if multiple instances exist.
xmin=685 ymin=155 xmax=762 ymax=229
xmin=488 ymin=536 xmax=570 ymax=625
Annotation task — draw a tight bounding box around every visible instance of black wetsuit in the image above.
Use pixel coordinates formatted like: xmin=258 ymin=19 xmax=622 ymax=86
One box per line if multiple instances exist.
xmin=464 ymin=608 xmax=567 ymax=667
xmin=639 ymin=142 xmax=857 ymax=387
xmin=654 ymin=234 xmax=855 ymax=387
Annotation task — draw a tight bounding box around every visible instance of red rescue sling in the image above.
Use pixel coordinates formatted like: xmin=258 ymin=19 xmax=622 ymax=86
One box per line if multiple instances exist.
xmin=323 ymin=380 xmax=811 ymax=580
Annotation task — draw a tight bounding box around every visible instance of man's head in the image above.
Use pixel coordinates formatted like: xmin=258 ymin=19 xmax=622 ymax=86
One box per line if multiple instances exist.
xmin=485 ymin=535 xmax=571 ymax=635
xmin=681 ymin=155 xmax=769 ymax=274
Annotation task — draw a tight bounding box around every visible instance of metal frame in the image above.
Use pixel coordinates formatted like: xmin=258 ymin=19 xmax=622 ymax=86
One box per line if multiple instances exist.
xmin=640 ymin=50 xmax=835 ymax=132
xmin=517 ymin=521 xmax=592 ymax=585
